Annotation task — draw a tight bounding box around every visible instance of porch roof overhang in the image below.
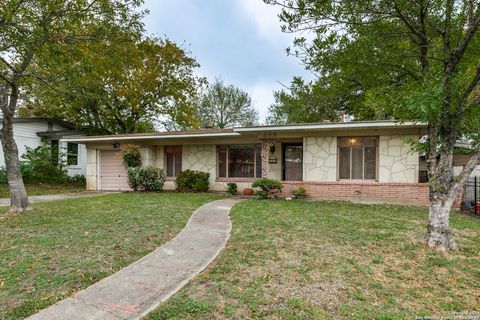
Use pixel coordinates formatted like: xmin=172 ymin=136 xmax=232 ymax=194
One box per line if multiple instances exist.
xmin=64 ymin=131 xmax=241 ymax=143
xmin=234 ymin=121 xmax=426 ymax=135
xmin=63 ymin=121 xmax=427 ymax=144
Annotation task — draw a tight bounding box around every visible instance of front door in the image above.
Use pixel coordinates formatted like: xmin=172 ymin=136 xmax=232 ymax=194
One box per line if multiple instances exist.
xmin=282 ymin=143 xmax=303 ymax=181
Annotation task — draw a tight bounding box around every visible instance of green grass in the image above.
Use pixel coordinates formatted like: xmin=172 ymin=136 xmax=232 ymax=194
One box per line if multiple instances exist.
xmin=0 ymin=183 xmax=86 ymax=198
xmin=147 ymin=200 xmax=480 ymax=320
xmin=0 ymin=192 xmax=222 ymax=319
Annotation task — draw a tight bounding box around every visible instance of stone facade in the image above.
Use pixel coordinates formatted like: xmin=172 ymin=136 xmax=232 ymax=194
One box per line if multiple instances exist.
xmin=154 ymin=146 xmax=164 ymax=169
xmin=182 ymin=145 xmax=217 ymax=184
xmin=85 ymin=149 xmax=97 ymax=191
xmin=84 ymin=134 xmax=424 ymax=202
xmin=267 ymin=141 xmax=282 ymax=180
xmin=139 ymin=146 xmax=156 ymax=166
xmin=379 ymin=135 xmax=419 ymax=183
xmin=303 ymin=137 xmax=337 ymax=181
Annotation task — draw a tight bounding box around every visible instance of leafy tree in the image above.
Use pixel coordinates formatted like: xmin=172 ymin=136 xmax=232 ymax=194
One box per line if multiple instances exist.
xmin=266 ymin=77 xmax=345 ymax=124
xmin=0 ymin=0 xmax=144 ymax=212
xmin=266 ymin=0 xmax=480 ymax=251
xmin=195 ymin=79 xmax=258 ymax=129
xmin=26 ymin=35 xmax=203 ymax=134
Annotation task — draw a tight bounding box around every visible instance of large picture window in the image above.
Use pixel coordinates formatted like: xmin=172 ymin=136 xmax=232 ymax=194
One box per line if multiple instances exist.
xmin=165 ymin=145 xmax=182 ymax=177
xmin=338 ymin=137 xmax=377 ymax=180
xmin=218 ymin=145 xmax=262 ymax=178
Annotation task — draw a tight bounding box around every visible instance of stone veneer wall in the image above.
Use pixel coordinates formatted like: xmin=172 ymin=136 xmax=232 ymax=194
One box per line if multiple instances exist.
xmin=267 ymin=141 xmax=282 ymax=180
xmin=139 ymin=146 xmax=156 ymax=166
xmin=154 ymin=146 xmax=164 ymax=169
xmin=303 ymin=137 xmax=337 ymax=181
xmin=85 ymin=149 xmax=97 ymax=190
xmin=181 ymin=144 xmax=217 ymax=185
xmin=379 ymin=135 xmax=419 ymax=183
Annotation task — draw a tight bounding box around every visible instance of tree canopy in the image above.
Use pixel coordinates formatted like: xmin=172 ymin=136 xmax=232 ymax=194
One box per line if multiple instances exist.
xmin=266 ymin=77 xmax=346 ymax=124
xmin=194 ymin=79 xmax=258 ymax=129
xmin=25 ymin=35 xmax=203 ymax=134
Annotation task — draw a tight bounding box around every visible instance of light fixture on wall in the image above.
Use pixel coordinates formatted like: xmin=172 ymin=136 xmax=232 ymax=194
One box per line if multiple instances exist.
xmin=112 ymin=143 xmax=120 ymax=149
xmin=349 ymin=138 xmax=357 ymax=145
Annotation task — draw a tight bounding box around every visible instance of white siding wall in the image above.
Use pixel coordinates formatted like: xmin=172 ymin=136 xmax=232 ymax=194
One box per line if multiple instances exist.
xmin=0 ymin=122 xmax=47 ymax=167
xmin=58 ymin=139 xmax=87 ymax=176
xmin=0 ymin=121 xmax=87 ymax=177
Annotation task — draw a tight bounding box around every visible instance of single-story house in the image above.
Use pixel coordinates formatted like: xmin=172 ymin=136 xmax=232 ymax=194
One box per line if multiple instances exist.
xmin=66 ymin=120 xmax=479 ymax=206
xmin=0 ymin=118 xmax=87 ymax=176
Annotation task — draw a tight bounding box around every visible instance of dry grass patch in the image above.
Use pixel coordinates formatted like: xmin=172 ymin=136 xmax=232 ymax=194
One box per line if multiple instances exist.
xmin=147 ymin=200 xmax=480 ymax=320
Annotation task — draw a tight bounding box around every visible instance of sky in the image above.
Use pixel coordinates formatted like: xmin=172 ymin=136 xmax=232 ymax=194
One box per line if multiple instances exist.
xmin=141 ymin=0 xmax=313 ymax=123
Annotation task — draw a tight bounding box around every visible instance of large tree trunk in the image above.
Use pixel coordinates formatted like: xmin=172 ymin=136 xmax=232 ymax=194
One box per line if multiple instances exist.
xmin=425 ymin=144 xmax=480 ymax=251
xmin=426 ymin=193 xmax=457 ymax=251
xmin=0 ymin=87 xmax=31 ymax=213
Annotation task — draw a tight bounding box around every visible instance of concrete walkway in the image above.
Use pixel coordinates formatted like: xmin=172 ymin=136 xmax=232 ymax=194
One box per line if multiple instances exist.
xmin=0 ymin=192 xmax=114 ymax=207
xmin=27 ymin=198 xmax=243 ymax=320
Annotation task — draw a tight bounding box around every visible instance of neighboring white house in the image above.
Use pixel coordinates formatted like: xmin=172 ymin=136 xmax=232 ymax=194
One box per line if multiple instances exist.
xmin=0 ymin=118 xmax=87 ymax=176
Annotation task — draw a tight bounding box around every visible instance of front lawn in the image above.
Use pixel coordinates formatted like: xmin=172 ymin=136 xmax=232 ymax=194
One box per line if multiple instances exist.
xmin=0 ymin=183 xmax=86 ymax=198
xmin=0 ymin=192 xmax=222 ymax=319
xmin=148 ymin=200 xmax=480 ymax=319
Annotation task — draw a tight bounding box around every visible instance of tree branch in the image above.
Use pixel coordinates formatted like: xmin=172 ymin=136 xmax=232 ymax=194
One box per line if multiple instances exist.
xmin=458 ymin=64 xmax=480 ymax=112
xmin=445 ymin=2 xmax=480 ymax=75
xmin=450 ymin=148 xmax=480 ymax=198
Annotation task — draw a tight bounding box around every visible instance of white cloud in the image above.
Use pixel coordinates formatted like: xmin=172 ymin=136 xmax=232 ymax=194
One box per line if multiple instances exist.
xmin=245 ymin=82 xmax=278 ymax=123
xmin=235 ymin=0 xmax=294 ymax=45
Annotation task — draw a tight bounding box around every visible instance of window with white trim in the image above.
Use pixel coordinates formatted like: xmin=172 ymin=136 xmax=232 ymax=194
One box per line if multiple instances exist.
xmin=67 ymin=143 xmax=79 ymax=166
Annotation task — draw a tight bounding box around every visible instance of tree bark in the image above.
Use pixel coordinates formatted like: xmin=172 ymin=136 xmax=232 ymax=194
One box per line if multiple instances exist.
xmin=426 ymin=193 xmax=457 ymax=251
xmin=0 ymin=86 xmax=31 ymax=213
xmin=425 ymin=147 xmax=480 ymax=251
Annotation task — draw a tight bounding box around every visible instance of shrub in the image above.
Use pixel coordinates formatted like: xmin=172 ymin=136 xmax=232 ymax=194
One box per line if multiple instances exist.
xmin=122 ymin=144 xmax=142 ymax=168
xmin=21 ymin=146 xmax=68 ymax=183
xmin=252 ymin=178 xmax=283 ymax=199
xmin=226 ymin=182 xmax=238 ymax=195
xmin=175 ymin=170 xmax=210 ymax=193
xmin=137 ymin=166 xmax=165 ymax=192
xmin=127 ymin=167 xmax=140 ymax=191
xmin=67 ymin=174 xmax=86 ymax=185
xmin=20 ymin=162 xmax=35 ymax=182
xmin=254 ymin=190 xmax=269 ymax=199
xmin=128 ymin=166 xmax=165 ymax=192
xmin=291 ymin=186 xmax=307 ymax=199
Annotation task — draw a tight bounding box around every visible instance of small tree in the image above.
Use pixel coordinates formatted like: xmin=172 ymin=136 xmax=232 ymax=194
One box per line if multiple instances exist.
xmin=196 ymin=79 xmax=259 ymax=128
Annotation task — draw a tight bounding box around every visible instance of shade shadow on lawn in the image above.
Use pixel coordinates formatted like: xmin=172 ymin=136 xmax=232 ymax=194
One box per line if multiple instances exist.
xmin=0 ymin=192 xmax=222 ymax=319
xmin=146 ymin=200 xmax=480 ymax=320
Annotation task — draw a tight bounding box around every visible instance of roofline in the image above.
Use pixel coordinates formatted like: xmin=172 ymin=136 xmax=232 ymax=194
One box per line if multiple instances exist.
xmin=233 ymin=121 xmax=426 ymax=132
xmin=6 ymin=117 xmax=76 ymax=129
xmin=62 ymin=121 xmax=427 ymax=143
xmin=63 ymin=132 xmax=241 ymax=143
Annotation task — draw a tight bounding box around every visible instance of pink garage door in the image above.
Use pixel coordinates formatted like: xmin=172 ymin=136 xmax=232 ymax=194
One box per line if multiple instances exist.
xmin=100 ymin=150 xmax=130 ymax=191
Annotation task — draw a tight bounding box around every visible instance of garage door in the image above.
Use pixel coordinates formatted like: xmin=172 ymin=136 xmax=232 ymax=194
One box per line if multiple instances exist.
xmin=100 ymin=150 xmax=130 ymax=191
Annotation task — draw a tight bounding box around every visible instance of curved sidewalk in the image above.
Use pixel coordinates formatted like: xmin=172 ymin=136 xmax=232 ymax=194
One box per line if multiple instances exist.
xmin=27 ymin=198 xmax=243 ymax=320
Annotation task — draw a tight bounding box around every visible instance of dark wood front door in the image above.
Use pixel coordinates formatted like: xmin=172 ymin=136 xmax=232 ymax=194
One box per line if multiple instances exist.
xmin=282 ymin=143 xmax=303 ymax=181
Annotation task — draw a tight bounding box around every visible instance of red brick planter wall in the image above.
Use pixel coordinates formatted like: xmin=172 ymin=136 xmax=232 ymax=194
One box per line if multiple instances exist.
xmin=282 ymin=181 xmax=462 ymax=208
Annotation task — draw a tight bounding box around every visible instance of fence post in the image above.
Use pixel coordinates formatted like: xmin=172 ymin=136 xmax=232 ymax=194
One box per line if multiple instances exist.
xmin=475 ymin=176 xmax=478 ymax=215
